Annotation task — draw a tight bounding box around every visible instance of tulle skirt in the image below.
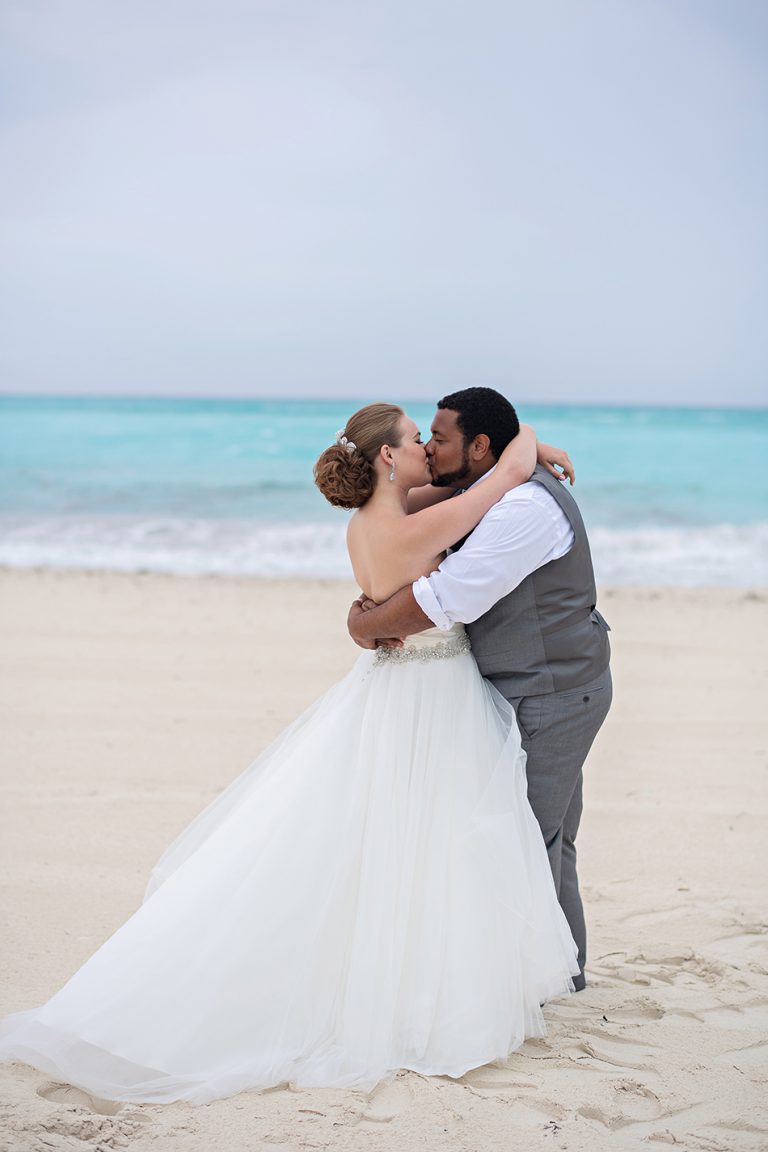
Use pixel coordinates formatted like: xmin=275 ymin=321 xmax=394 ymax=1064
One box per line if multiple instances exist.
xmin=0 ymin=626 xmax=578 ymax=1103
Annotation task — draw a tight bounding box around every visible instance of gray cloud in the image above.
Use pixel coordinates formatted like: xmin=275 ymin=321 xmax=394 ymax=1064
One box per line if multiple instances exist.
xmin=1 ymin=0 xmax=766 ymax=404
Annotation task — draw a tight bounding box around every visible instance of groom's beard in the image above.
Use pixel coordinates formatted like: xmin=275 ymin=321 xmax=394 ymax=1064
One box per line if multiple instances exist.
xmin=430 ymin=449 xmax=472 ymax=489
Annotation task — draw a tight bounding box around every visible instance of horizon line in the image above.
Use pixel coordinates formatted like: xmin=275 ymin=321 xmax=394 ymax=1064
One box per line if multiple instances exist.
xmin=1 ymin=390 xmax=767 ymax=413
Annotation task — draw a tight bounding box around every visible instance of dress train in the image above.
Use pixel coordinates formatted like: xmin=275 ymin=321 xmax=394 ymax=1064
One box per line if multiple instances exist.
xmin=0 ymin=626 xmax=578 ymax=1103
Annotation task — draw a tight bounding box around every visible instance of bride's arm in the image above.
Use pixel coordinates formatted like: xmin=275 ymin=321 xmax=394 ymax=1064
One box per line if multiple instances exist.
xmin=537 ymin=441 xmax=575 ymax=485
xmin=406 ymin=437 xmax=574 ymax=515
xmin=395 ymin=425 xmax=537 ymax=557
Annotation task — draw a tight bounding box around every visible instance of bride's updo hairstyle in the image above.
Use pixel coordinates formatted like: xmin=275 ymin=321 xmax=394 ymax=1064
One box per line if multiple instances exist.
xmin=314 ymin=403 xmax=404 ymax=509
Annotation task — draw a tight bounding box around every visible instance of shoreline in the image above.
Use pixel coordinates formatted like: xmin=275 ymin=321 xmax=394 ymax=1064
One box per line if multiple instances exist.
xmin=1 ymin=570 xmax=766 ymax=1150
xmin=2 ymin=562 xmax=768 ymax=590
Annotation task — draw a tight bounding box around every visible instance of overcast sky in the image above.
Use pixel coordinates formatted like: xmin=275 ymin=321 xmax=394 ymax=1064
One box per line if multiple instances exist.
xmin=1 ymin=0 xmax=766 ymax=405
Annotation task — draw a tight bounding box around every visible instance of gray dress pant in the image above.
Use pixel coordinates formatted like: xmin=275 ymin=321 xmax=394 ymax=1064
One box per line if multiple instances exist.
xmin=506 ymin=665 xmax=613 ymax=989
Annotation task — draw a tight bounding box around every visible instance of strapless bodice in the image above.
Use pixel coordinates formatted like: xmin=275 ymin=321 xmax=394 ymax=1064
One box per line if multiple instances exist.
xmin=374 ymin=623 xmax=470 ymax=665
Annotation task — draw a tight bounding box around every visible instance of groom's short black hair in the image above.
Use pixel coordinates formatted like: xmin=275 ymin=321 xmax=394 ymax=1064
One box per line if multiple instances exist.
xmin=436 ymin=387 xmax=520 ymax=461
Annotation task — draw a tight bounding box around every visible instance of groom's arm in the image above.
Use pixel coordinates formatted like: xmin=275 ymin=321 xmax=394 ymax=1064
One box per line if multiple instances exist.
xmin=347 ymin=587 xmax=432 ymax=648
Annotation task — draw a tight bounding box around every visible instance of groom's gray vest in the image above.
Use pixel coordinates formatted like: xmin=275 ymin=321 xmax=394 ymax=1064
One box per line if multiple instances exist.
xmin=466 ymin=465 xmax=610 ymax=698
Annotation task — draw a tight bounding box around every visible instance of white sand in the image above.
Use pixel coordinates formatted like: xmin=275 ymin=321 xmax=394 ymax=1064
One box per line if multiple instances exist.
xmin=0 ymin=571 xmax=766 ymax=1152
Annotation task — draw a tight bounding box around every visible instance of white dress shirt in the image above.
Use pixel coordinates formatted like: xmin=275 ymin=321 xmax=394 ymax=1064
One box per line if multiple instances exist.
xmin=413 ymin=477 xmax=575 ymax=630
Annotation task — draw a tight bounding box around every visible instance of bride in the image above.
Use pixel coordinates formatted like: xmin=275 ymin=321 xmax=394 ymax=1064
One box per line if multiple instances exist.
xmin=0 ymin=403 xmax=579 ymax=1104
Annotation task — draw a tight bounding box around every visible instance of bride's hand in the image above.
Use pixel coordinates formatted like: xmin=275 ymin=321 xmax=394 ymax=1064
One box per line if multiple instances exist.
xmin=537 ymin=441 xmax=575 ymax=485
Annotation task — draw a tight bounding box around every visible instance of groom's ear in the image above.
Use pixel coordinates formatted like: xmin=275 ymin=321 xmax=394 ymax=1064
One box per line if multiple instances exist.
xmin=469 ymin=433 xmax=492 ymax=461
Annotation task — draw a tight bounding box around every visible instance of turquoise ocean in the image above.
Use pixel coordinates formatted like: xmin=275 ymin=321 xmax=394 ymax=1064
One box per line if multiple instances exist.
xmin=1 ymin=396 xmax=766 ymax=585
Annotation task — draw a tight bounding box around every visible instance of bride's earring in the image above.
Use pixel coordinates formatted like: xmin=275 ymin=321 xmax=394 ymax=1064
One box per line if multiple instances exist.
xmin=389 ymin=460 xmax=396 ymax=482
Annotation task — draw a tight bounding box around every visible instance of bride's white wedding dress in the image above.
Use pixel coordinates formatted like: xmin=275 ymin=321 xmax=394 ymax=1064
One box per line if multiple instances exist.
xmin=0 ymin=625 xmax=578 ymax=1104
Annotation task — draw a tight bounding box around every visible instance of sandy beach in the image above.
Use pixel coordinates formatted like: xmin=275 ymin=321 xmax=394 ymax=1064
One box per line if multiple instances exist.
xmin=0 ymin=569 xmax=766 ymax=1152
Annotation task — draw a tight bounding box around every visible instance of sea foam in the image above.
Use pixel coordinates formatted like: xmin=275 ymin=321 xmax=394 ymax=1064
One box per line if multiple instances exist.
xmin=1 ymin=516 xmax=766 ymax=586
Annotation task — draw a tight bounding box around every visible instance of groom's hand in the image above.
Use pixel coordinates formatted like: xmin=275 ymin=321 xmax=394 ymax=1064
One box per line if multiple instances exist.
xmin=347 ymin=597 xmax=405 ymax=650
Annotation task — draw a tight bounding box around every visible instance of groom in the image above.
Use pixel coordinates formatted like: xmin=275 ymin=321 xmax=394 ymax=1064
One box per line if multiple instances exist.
xmin=348 ymin=387 xmax=612 ymax=990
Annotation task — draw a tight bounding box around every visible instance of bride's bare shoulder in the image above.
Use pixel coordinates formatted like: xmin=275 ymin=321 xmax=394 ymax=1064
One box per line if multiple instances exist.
xmin=347 ymin=509 xmax=391 ymax=563
xmin=346 ymin=505 xmax=378 ymax=543
xmin=349 ymin=504 xmax=438 ymax=561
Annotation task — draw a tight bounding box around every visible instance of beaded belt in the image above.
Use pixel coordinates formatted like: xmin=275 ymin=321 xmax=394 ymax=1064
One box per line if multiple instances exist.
xmin=374 ymin=631 xmax=471 ymax=666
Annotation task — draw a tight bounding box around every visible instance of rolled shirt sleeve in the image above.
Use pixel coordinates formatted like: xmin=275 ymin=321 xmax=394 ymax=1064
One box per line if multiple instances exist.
xmin=412 ymin=481 xmax=575 ymax=629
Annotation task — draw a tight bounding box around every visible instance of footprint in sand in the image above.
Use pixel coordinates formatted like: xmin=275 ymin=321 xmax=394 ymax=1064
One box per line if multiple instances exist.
xmin=602 ymin=998 xmax=665 ymax=1023
xmin=701 ymin=1118 xmax=768 ymax=1145
xmin=547 ymin=995 xmax=665 ymax=1025
xmin=458 ymin=1064 xmax=538 ymax=1092
xmin=36 ymin=1080 xmax=124 ymax=1116
xmin=356 ymin=1077 xmax=412 ymax=1125
xmin=665 ymin=995 xmax=768 ymax=1027
xmin=594 ymin=949 xmax=726 ymax=988
xmin=707 ymin=926 xmax=768 ymax=970
xmin=719 ymin=1038 xmax=768 ymax=1077
xmin=566 ymin=1032 xmax=660 ymax=1072
xmin=578 ymin=1078 xmax=668 ymax=1131
xmin=618 ymin=905 xmax=692 ymax=927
